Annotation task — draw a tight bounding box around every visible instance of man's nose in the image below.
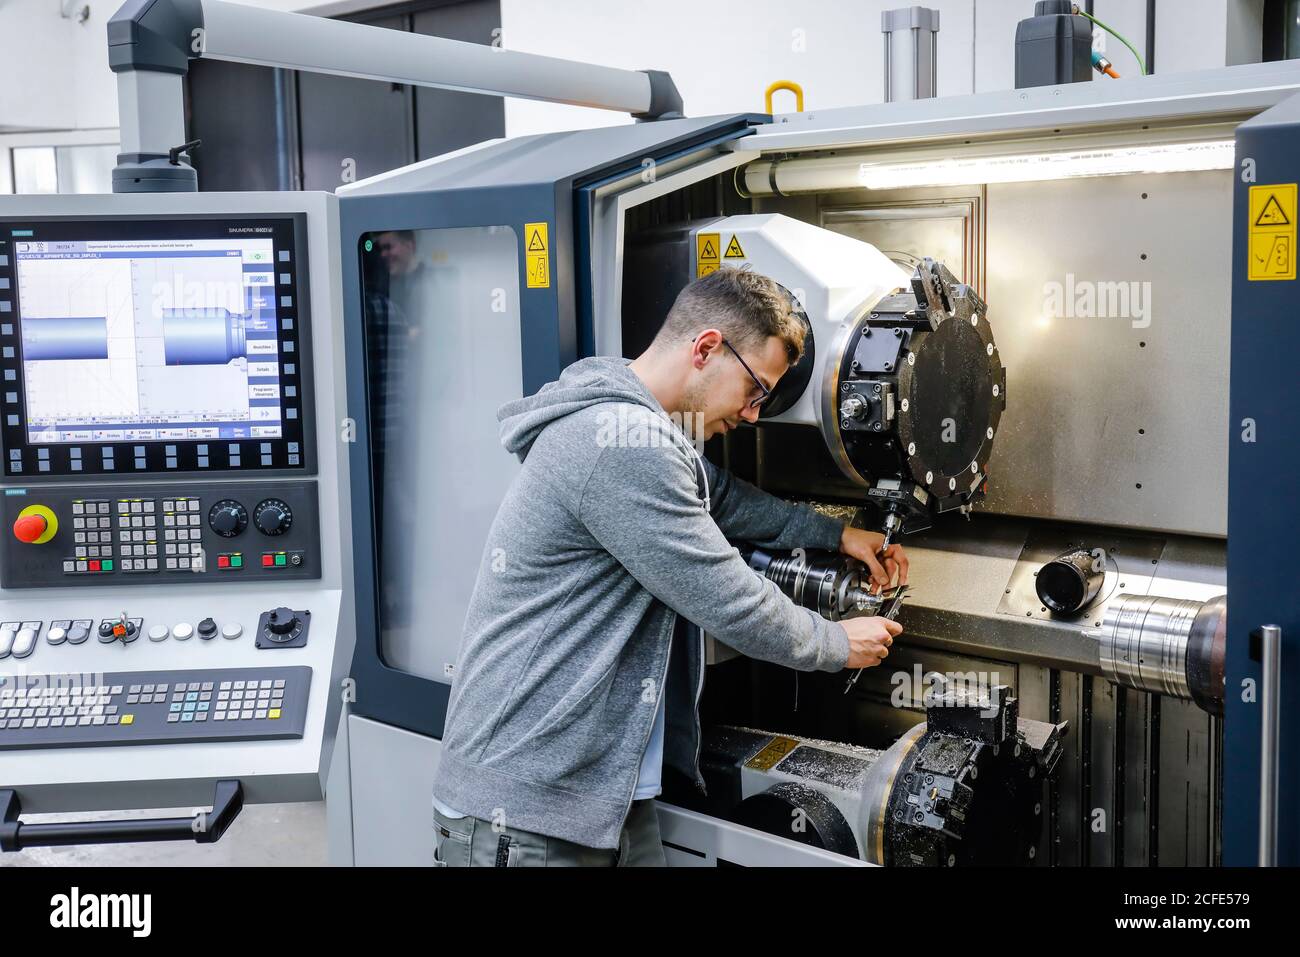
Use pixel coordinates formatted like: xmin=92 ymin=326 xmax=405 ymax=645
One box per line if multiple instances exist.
xmin=740 ymin=404 xmax=761 ymax=423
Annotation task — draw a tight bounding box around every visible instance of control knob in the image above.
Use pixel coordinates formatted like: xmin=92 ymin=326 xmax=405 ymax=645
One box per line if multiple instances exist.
xmin=98 ymin=617 xmax=138 ymax=643
xmin=197 ymin=617 xmax=218 ymax=640
xmin=266 ymin=607 xmax=299 ymax=637
xmin=208 ymin=500 xmax=248 ymax=537
xmin=254 ymin=499 xmax=293 ymax=536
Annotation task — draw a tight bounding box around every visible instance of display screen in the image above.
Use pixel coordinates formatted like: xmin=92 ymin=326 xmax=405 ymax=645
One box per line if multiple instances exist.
xmin=0 ymin=217 xmax=311 ymax=477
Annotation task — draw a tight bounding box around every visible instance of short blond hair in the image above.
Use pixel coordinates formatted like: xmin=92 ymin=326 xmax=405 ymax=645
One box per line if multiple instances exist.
xmin=656 ymin=267 xmax=805 ymax=364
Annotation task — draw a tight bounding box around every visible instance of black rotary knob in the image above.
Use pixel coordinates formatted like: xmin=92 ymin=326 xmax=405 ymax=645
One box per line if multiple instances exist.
xmin=197 ymin=617 xmax=218 ymax=640
xmin=253 ymin=499 xmax=293 ymax=536
xmin=208 ymin=500 xmax=248 ymax=537
xmin=266 ymin=607 xmax=299 ymax=636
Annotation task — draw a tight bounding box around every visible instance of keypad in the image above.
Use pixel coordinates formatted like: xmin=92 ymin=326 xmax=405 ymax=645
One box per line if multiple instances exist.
xmin=0 ymin=666 xmax=310 ymax=749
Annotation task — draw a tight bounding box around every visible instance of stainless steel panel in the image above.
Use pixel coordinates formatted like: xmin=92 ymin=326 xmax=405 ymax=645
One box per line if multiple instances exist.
xmin=982 ymin=170 xmax=1232 ymax=535
xmin=997 ymin=524 xmax=1167 ymax=626
xmin=821 ymin=198 xmax=980 ymax=288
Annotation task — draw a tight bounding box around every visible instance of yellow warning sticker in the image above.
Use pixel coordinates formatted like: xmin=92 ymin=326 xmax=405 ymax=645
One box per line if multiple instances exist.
xmin=1248 ymin=184 xmax=1297 ymax=281
xmin=724 ymin=234 xmax=746 ymax=259
xmin=525 ymin=221 xmax=550 ymax=288
xmin=696 ymin=232 xmax=720 ymax=278
xmin=745 ymin=735 xmax=799 ymax=772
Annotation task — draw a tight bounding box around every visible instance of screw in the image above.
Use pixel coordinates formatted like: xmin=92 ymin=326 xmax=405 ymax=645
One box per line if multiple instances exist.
xmin=894 ymin=328 xmax=902 ymax=337
xmin=873 ymin=384 xmax=882 ymax=394
xmin=841 ymin=384 xmax=850 ymax=393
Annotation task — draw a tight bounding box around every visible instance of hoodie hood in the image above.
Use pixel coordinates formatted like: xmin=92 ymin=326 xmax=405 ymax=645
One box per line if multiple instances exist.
xmin=498 ymin=356 xmax=666 ymax=461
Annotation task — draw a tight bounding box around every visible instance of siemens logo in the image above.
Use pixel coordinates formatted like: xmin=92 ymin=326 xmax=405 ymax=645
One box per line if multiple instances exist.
xmin=49 ymin=887 xmax=151 ymax=938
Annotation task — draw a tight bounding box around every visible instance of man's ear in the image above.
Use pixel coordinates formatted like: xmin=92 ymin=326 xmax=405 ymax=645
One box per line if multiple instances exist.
xmin=691 ymin=329 xmax=724 ymax=370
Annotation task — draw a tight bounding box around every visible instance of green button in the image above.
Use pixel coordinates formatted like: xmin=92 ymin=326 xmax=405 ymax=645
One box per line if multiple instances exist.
xmin=102 ymin=560 xmax=113 ymax=571
xmin=275 ymin=554 xmax=286 ymax=566
xmin=231 ymin=555 xmax=242 ymax=568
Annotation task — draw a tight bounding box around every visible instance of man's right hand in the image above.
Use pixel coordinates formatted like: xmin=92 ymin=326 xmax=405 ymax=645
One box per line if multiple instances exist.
xmin=841 ymin=616 xmax=903 ymax=670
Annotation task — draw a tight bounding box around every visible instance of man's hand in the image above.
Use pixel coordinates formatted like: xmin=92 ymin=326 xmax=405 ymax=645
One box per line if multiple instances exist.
xmin=842 ymin=616 xmax=903 ymax=670
xmin=840 ymin=526 xmax=909 ymax=590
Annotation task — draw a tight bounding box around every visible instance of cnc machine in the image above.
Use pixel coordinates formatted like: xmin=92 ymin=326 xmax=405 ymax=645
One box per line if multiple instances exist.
xmin=2 ymin=0 xmax=1295 ymax=868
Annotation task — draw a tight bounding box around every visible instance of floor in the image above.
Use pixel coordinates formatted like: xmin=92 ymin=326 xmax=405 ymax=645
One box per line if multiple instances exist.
xmin=0 ymin=800 xmax=327 ymax=866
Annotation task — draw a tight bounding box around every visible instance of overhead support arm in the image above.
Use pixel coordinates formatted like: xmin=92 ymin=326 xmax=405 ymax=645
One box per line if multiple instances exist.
xmin=107 ymin=0 xmax=684 ymax=192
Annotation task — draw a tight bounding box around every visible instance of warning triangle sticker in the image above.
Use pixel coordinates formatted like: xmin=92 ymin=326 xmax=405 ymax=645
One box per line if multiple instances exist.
xmin=527 ymin=229 xmax=547 ymax=251
xmin=700 ymin=240 xmax=716 ymax=259
xmin=724 ymin=235 xmax=745 ymax=258
xmin=1256 ymin=195 xmax=1291 ymax=227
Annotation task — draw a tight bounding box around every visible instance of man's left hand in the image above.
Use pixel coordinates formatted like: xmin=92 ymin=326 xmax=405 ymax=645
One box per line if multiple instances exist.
xmin=839 ymin=526 xmax=909 ymax=591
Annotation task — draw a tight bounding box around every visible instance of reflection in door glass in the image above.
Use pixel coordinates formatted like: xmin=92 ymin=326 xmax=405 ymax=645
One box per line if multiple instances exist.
xmin=360 ymin=226 xmax=522 ymax=682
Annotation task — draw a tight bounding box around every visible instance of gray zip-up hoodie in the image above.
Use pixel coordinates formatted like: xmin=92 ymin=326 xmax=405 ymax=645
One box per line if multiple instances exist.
xmin=431 ymin=356 xmax=850 ymax=849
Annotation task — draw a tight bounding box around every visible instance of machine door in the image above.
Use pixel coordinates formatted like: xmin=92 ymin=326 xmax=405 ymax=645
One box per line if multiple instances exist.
xmin=0 ymin=191 xmax=355 ymax=848
xmin=1225 ymin=94 xmax=1300 ymax=865
xmin=340 ymin=115 xmax=764 ymax=741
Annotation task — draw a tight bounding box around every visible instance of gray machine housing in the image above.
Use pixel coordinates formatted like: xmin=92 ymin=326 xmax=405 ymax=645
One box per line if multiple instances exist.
xmin=329 ymin=62 xmax=1300 ymax=866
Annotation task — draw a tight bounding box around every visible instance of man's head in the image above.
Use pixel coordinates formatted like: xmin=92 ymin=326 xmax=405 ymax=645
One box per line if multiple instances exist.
xmin=374 ymin=230 xmax=419 ymax=277
xmin=642 ymin=267 xmax=805 ymax=440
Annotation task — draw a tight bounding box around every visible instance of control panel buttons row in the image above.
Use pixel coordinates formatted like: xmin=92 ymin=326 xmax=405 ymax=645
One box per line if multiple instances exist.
xmin=0 ymin=621 xmax=41 ymax=659
xmin=46 ymin=620 xmax=92 ymax=645
xmin=2 ymin=617 xmax=251 ymax=657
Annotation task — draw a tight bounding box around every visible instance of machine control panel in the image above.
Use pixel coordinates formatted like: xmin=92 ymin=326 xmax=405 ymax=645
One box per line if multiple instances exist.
xmin=0 ymin=480 xmax=319 ymax=587
xmin=0 ymin=665 xmax=310 ymax=749
xmin=0 ymin=607 xmax=309 ymax=662
xmin=0 ymin=197 xmax=347 ymax=823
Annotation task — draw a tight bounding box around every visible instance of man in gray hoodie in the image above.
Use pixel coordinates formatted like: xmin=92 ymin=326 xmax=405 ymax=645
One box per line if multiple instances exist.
xmin=431 ymin=267 xmax=908 ymax=867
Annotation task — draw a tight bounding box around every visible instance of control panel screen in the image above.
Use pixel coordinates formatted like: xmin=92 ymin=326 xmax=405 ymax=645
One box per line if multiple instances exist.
xmin=0 ymin=217 xmax=311 ymax=477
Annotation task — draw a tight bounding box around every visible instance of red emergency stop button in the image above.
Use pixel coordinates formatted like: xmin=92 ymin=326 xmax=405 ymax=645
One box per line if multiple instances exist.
xmin=13 ymin=513 xmax=48 ymax=543
xmin=13 ymin=504 xmax=58 ymax=544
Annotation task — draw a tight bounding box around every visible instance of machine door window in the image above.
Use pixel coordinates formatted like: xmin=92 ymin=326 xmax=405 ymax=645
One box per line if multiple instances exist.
xmin=359 ymin=226 xmax=521 ymax=681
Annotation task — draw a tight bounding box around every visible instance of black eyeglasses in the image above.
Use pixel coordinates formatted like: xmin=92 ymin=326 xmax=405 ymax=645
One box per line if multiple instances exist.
xmin=720 ymin=338 xmax=772 ymax=410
